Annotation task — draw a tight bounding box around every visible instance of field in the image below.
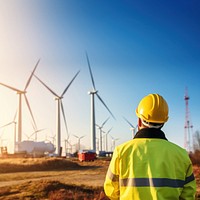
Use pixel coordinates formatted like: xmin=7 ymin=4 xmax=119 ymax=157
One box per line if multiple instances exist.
xmin=0 ymin=157 xmax=199 ymax=199
xmin=0 ymin=157 xmax=110 ymax=200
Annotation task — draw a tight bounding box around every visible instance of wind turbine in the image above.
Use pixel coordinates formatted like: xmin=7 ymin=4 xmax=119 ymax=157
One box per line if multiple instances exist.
xmin=49 ymin=133 xmax=56 ymax=145
xmin=0 ymin=60 xmax=40 ymax=145
xmin=109 ymin=134 xmax=119 ymax=151
xmin=96 ymin=117 xmax=109 ymax=152
xmin=64 ymin=138 xmax=73 ymax=157
xmin=123 ymin=116 xmax=137 ymax=138
xmin=34 ymin=70 xmax=80 ymax=156
xmin=86 ymin=53 xmax=115 ymax=152
xmin=24 ymin=133 xmax=34 ymax=140
xmin=104 ymin=127 xmax=112 ymax=152
xmin=73 ymin=134 xmax=85 ymax=152
xmin=0 ymin=111 xmax=17 ymax=152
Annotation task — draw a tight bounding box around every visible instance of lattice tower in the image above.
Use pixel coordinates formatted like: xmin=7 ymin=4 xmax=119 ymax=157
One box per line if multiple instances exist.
xmin=184 ymin=88 xmax=193 ymax=152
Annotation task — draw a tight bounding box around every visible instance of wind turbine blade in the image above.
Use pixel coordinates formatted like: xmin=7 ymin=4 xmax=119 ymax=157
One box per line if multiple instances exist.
xmin=86 ymin=52 xmax=96 ymax=90
xmin=109 ymin=134 xmax=114 ymax=140
xmin=35 ymin=128 xmax=45 ymax=133
xmin=80 ymin=135 xmax=85 ymax=139
xmin=24 ymin=94 xmax=37 ymax=130
xmin=30 ymin=120 xmax=37 ymax=132
xmin=24 ymin=133 xmax=31 ymax=140
xmin=61 ymin=100 xmax=69 ymax=136
xmin=34 ymin=74 xmax=59 ymax=97
xmin=107 ymin=127 xmax=113 ymax=134
xmin=96 ymin=93 xmax=116 ymax=120
xmin=73 ymin=134 xmax=79 ymax=139
xmin=0 ymin=122 xmax=13 ymax=128
xmin=28 ymin=132 xmax=35 ymax=139
xmin=0 ymin=82 xmax=21 ymax=92
xmin=24 ymin=59 xmax=40 ymax=91
xmin=29 ymin=128 xmax=45 ymax=138
xmin=123 ymin=116 xmax=135 ymax=128
xmin=102 ymin=117 xmax=110 ymax=127
xmin=61 ymin=70 xmax=80 ymax=97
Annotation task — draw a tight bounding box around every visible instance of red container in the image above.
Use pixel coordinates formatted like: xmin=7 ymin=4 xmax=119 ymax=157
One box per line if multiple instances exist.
xmin=78 ymin=152 xmax=96 ymax=162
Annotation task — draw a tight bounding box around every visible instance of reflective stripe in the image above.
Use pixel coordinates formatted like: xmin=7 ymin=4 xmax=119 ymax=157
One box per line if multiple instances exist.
xmin=120 ymin=178 xmax=185 ymax=188
xmin=107 ymin=169 xmax=195 ymax=188
xmin=185 ymin=173 xmax=195 ymax=184
xmin=107 ymin=168 xmax=119 ymax=182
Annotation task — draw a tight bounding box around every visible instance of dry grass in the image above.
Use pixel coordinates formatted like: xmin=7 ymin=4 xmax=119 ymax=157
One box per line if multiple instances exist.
xmin=0 ymin=179 xmax=107 ymax=200
xmin=0 ymin=157 xmax=80 ymax=173
xmin=0 ymin=157 xmax=109 ymax=199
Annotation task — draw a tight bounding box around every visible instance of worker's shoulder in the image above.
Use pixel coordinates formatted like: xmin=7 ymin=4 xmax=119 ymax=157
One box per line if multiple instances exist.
xmin=149 ymin=139 xmax=189 ymax=161
xmin=116 ymin=138 xmax=187 ymax=154
xmin=115 ymin=139 xmax=135 ymax=150
xmin=166 ymin=140 xmax=188 ymax=153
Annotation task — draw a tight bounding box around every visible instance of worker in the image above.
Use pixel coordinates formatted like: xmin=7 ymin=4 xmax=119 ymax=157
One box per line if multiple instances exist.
xmin=104 ymin=93 xmax=196 ymax=200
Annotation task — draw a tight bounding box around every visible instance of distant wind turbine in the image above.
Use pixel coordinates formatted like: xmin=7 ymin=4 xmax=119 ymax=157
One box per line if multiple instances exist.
xmin=73 ymin=134 xmax=85 ymax=152
xmin=34 ymin=70 xmax=80 ymax=156
xmin=123 ymin=116 xmax=137 ymax=138
xmin=0 ymin=111 xmax=17 ymax=152
xmin=49 ymin=133 xmax=56 ymax=145
xmin=109 ymin=134 xmax=119 ymax=151
xmin=0 ymin=60 xmax=40 ymax=144
xmin=86 ymin=53 xmax=115 ymax=152
xmin=96 ymin=117 xmax=109 ymax=152
xmin=104 ymin=127 xmax=112 ymax=152
xmin=64 ymin=138 xmax=73 ymax=156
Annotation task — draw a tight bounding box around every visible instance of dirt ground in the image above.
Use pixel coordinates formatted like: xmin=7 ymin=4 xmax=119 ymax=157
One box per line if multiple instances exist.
xmin=0 ymin=157 xmax=199 ymax=199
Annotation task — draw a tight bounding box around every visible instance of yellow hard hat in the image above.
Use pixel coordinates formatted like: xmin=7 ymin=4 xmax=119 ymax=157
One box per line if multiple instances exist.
xmin=136 ymin=94 xmax=169 ymax=123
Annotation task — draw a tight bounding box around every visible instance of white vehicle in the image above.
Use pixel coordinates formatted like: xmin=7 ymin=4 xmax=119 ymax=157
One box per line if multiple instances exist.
xmin=17 ymin=140 xmax=55 ymax=156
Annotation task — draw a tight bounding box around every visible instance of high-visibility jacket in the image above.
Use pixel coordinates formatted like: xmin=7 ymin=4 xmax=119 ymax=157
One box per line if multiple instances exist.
xmin=104 ymin=128 xmax=196 ymax=200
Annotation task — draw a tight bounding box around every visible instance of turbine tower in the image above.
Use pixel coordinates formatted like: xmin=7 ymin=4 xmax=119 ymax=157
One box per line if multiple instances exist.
xmin=86 ymin=53 xmax=115 ymax=152
xmin=34 ymin=70 xmax=80 ymax=156
xmin=0 ymin=60 xmax=40 ymax=144
xmin=123 ymin=117 xmax=137 ymax=138
xmin=184 ymin=87 xmax=193 ymax=152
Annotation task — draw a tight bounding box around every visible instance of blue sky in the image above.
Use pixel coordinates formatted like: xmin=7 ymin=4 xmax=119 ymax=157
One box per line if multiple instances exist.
xmin=0 ymin=0 xmax=199 ymax=153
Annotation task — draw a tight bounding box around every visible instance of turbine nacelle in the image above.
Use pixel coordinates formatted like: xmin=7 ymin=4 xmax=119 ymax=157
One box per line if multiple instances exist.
xmin=55 ymin=96 xmax=63 ymax=100
xmin=17 ymin=90 xmax=26 ymax=95
xmin=88 ymin=90 xmax=98 ymax=95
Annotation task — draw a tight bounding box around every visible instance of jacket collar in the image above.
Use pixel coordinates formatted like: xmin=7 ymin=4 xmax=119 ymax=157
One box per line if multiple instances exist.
xmin=134 ymin=128 xmax=168 ymax=140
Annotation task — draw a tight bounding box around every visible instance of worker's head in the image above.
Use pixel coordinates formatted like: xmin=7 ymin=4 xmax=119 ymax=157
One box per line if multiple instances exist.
xmin=136 ymin=94 xmax=169 ymax=130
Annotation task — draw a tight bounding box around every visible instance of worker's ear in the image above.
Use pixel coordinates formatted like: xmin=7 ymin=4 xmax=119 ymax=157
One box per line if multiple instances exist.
xmin=138 ymin=118 xmax=142 ymax=129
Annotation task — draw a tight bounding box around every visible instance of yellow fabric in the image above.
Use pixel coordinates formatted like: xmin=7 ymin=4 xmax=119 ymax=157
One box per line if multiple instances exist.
xmin=135 ymin=94 xmax=169 ymax=123
xmin=104 ymin=138 xmax=196 ymax=200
